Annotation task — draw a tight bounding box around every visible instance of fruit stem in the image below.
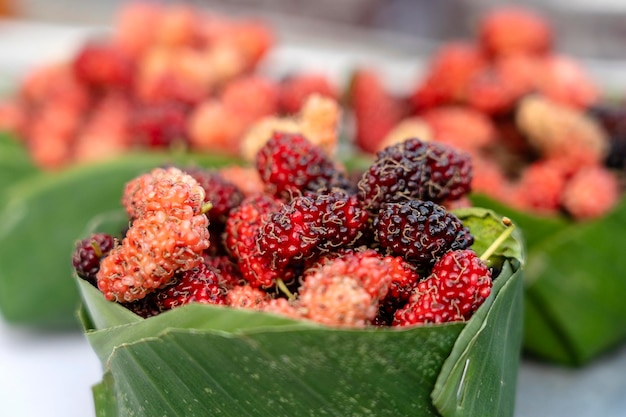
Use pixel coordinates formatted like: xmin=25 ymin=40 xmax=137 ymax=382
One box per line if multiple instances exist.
xmin=91 ymin=240 xmax=103 ymax=258
xmin=276 ymin=278 xmax=296 ymax=301
xmin=201 ymin=201 xmax=213 ymax=214
xmin=479 ymin=217 xmax=515 ymax=262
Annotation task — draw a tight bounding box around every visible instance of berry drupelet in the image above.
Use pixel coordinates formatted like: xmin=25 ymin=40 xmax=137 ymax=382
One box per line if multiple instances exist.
xmin=257 ymin=191 xmax=368 ymax=269
xmin=357 ymin=138 xmax=472 ymax=213
xmin=122 ymin=166 xmax=207 ymax=219
xmin=256 ymin=131 xmax=349 ymax=201
xmin=393 ymin=249 xmax=492 ymax=326
xmin=374 ymin=199 xmax=474 ymax=269
xmin=224 ymin=194 xmax=284 ymax=288
xmin=72 ymin=233 xmax=116 ymax=285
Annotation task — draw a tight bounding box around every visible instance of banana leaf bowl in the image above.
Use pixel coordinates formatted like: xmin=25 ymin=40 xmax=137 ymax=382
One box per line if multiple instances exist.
xmin=76 ymin=207 xmax=525 ymax=417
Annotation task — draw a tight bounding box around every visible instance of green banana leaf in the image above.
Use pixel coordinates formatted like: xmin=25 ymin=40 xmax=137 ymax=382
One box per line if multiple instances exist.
xmin=0 ymin=132 xmax=38 ymax=205
xmin=78 ymin=208 xmax=524 ymax=417
xmin=471 ymin=193 xmax=626 ymax=366
xmin=0 ymin=152 xmax=241 ymax=327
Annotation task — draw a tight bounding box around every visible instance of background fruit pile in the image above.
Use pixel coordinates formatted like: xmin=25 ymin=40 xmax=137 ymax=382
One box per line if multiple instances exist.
xmin=0 ymin=2 xmax=338 ymax=169
xmin=2 ymin=4 xmax=623 ymax=224
xmin=348 ymin=6 xmax=623 ymax=222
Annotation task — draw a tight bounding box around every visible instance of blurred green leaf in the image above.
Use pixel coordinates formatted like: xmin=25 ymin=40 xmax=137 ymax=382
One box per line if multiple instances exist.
xmin=0 ymin=152 xmax=242 ymax=327
xmin=471 ymin=193 xmax=626 ymax=365
xmin=0 ymin=132 xmax=38 ymax=205
xmin=81 ymin=207 xmax=524 ymax=417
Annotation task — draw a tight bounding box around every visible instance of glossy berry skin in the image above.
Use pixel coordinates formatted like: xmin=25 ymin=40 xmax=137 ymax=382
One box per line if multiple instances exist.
xmin=393 ymin=249 xmax=492 ymax=326
xmin=256 ymin=131 xmax=348 ymax=201
xmin=258 ymin=191 xmax=368 ymax=269
xmin=374 ymin=200 xmax=473 ymax=269
xmin=224 ymin=194 xmax=283 ymax=288
xmin=155 ymin=263 xmax=227 ymax=310
xmin=357 ymin=138 xmax=472 ymax=212
xmin=72 ymin=233 xmax=116 ymax=285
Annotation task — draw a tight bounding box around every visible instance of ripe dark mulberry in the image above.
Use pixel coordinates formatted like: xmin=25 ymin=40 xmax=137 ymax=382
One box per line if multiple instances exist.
xmin=357 ymin=138 xmax=472 ymax=212
xmin=374 ymin=199 xmax=473 ymax=268
xmin=72 ymin=233 xmax=116 ymax=285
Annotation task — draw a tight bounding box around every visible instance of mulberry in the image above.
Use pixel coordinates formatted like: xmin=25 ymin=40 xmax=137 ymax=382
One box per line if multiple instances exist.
xmin=72 ymin=233 xmax=116 ymax=285
xmin=256 ymin=131 xmax=348 ymax=200
xmin=224 ymin=194 xmax=283 ymax=287
xmin=122 ymin=166 xmax=206 ymax=219
xmin=258 ymin=191 xmax=368 ymax=269
xmin=374 ymin=200 xmax=473 ymax=268
xmin=155 ymin=263 xmax=227 ymax=310
xmin=393 ymin=249 xmax=492 ymax=326
xmin=357 ymin=138 xmax=472 ymax=212
xmin=96 ymin=209 xmax=210 ymax=302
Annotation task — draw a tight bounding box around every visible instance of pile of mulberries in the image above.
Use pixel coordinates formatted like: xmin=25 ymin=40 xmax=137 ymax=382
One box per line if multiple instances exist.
xmin=0 ymin=2 xmax=339 ymax=170
xmin=74 ymin=134 xmax=503 ymax=328
xmin=347 ymin=5 xmax=622 ymax=221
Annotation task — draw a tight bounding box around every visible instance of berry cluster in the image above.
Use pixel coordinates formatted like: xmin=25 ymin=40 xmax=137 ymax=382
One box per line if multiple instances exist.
xmin=348 ymin=6 xmax=622 ymax=221
xmin=74 ymin=134 xmax=509 ymax=328
xmin=0 ymin=2 xmax=338 ymax=169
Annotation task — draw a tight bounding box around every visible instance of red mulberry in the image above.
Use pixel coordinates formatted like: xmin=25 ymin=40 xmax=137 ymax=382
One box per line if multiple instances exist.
xmin=224 ymin=194 xmax=283 ymax=287
xmin=96 ymin=209 xmax=210 ymax=302
xmin=122 ymin=166 xmax=206 ymax=219
xmin=155 ymin=263 xmax=227 ymax=310
xmin=256 ymin=131 xmax=348 ymax=200
xmin=258 ymin=191 xmax=368 ymax=269
xmin=393 ymin=249 xmax=492 ymax=326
